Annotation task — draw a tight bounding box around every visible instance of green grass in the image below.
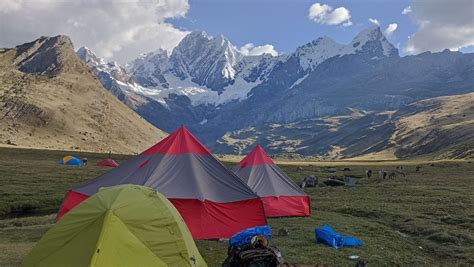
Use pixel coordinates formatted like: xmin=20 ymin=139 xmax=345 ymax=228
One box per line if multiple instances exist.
xmin=0 ymin=148 xmax=131 ymax=217
xmin=0 ymin=147 xmax=473 ymax=266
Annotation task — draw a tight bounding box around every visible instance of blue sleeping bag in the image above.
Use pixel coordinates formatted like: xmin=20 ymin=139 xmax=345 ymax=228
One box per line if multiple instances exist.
xmin=315 ymin=224 xmax=364 ymax=249
xmin=229 ymin=225 xmax=271 ymax=247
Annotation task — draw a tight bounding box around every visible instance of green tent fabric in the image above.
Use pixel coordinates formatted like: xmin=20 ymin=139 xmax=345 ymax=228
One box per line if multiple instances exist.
xmin=23 ymin=185 xmax=207 ymax=267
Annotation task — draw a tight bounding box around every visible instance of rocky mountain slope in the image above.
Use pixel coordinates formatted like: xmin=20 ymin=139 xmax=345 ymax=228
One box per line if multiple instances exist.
xmin=0 ymin=36 xmax=166 ymax=154
xmin=214 ymin=92 xmax=474 ymax=159
xmin=77 ymin=26 xmax=473 ymax=158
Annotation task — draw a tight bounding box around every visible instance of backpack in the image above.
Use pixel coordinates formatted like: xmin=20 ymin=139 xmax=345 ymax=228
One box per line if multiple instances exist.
xmin=222 ymin=235 xmax=283 ymax=267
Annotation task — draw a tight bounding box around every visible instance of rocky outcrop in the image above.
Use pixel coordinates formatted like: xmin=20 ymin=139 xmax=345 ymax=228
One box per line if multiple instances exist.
xmin=2 ymin=98 xmax=49 ymax=127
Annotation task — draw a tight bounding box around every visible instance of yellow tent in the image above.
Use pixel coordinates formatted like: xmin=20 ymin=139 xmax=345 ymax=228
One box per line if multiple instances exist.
xmin=23 ymin=185 xmax=207 ymax=267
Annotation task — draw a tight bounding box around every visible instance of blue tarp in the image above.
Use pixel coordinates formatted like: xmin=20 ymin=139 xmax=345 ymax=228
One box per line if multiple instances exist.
xmin=315 ymin=224 xmax=364 ymax=249
xmin=229 ymin=225 xmax=271 ymax=247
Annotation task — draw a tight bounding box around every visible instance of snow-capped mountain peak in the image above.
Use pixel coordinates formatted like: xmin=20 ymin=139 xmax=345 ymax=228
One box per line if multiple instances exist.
xmin=295 ymin=36 xmax=345 ymax=70
xmin=294 ymin=26 xmax=398 ymax=71
xmin=124 ymin=48 xmax=169 ymax=88
xmin=78 ymin=26 xmax=402 ymax=113
xmin=126 ymin=49 xmax=168 ymax=74
xmin=348 ymin=26 xmax=398 ymax=57
xmin=77 ymin=46 xmax=106 ymax=67
xmin=213 ymin=34 xmax=231 ymax=46
xmin=351 ymin=25 xmax=383 ymax=42
xmin=168 ymin=31 xmax=243 ymax=90
xmin=75 ymin=46 xmax=135 ymax=106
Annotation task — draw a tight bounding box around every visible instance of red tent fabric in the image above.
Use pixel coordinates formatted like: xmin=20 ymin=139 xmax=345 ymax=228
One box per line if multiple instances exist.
xmin=234 ymin=145 xmax=311 ymax=217
xmin=96 ymin=159 xmax=119 ymax=167
xmin=56 ymin=126 xmax=266 ymax=239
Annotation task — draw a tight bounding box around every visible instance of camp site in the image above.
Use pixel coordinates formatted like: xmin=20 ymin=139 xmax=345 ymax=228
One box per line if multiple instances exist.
xmin=1 ymin=0 xmax=473 ymax=266
xmin=1 ymin=126 xmax=473 ymax=266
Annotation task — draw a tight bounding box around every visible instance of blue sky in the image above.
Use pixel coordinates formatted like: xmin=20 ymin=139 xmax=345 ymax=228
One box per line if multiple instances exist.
xmin=170 ymin=0 xmax=414 ymax=55
xmin=1 ymin=0 xmax=472 ymax=62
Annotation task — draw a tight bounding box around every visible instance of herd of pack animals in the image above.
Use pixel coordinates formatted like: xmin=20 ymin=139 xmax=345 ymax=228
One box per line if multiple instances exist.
xmin=299 ymin=165 xmax=418 ymax=189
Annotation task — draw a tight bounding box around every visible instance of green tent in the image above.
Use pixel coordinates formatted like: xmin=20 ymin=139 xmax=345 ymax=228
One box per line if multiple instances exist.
xmin=23 ymin=185 xmax=207 ymax=267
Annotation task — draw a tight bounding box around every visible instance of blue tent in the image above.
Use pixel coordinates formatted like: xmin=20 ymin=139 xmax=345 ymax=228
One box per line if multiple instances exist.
xmin=58 ymin=156 xmax=82 ymax=166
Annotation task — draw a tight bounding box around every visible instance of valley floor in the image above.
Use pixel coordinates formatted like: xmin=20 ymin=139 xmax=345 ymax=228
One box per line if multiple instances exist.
xmin=0 ymin=147 xmax=473 ymax=266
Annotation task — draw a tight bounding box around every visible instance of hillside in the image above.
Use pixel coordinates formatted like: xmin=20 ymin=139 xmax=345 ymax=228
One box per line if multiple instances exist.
xmin=392 ymin=92 xmax=474 ymax=159
xmin=0 ymin=36 xmax=166 ymax=154
xmin=215 ymin=92 xmax=474 ymax=160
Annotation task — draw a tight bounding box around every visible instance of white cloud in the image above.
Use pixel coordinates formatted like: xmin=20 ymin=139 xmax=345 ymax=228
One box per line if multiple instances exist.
xmin=240 ymin=43 xmax=278 ymax=57
xmin=0 ymin=0 xmax=190 ymax=63
xmin=368 ymin=18 xmax=380 ymax=26
xmin=405 ymin=0 xmax=474 ymax=54
xmin=308 ymin=3 xmax=352 ymax=27
xmin=0 ymin=0 xmax=22 ymax=13
xmin=385 ymin=23 xmax=398 ymax=36
xmin=402 ymin=6 xmax=412 ymax=15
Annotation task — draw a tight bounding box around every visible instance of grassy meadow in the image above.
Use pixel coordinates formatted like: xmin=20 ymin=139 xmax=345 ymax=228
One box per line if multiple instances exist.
xmin=0 ymin=147 xmax=473 ymax=266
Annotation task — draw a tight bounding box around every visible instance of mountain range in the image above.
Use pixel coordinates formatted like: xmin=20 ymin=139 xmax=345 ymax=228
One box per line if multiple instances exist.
xmin=76 ymin=26 xmax=474 ymax=158
xmin=1 ymin=26 xmax=472 ymax=158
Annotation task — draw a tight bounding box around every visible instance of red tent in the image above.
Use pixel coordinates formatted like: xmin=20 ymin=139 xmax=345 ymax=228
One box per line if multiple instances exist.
xmin=96 ymin=159 xmax=119 ymax=167
xmin=234 ymin=145 xmax=311 ymax=217
xmin=56 ymin=126 xmax=266 ymax=239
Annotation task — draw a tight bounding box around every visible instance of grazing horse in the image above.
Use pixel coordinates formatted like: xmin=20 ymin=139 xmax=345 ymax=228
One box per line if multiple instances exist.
xmin=300 ymin=181 xmax=306 ymax=189
xmin=366 ymin=169 xmax=372 ymax=179
xmin=387 ymin=170 xmax=406 ymax=179
xmin=397 ymin=170 xmax=406 ymax=177
xmin=300 ymin=175 xmax=317 ymax=188
xmin=388 ymin=172 xmax=397 ymax=179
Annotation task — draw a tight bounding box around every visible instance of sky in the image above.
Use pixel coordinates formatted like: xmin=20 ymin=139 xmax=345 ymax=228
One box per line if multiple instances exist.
xmin=0 ymin=0 xmax=473 ymax=63
xmin=170 ymin=0 xmax=412 ymax=55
